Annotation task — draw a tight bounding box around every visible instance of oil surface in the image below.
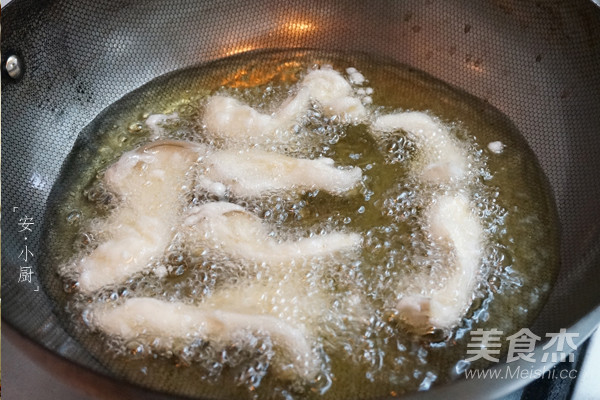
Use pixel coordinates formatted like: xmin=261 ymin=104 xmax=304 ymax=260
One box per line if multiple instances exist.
xmin=42 ymin=50 xmax=559 ymax=399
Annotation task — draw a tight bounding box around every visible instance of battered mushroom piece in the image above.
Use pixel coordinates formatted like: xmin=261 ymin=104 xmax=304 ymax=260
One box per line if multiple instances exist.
xmin=184 ymin=202 xmax=361 ymax=265
xmin=371 ymin=111 xmax=468 ymax=183
xmin=88 ymin=296 xmax=321 ymax=381
xmin=396 ymin=194 xmax=484 ymax=332
xmin=198 ymin=148 xmax=362 ymax=198
xmin=371 ymin=112 xmax=484 ymax=332
xmin=203 ymin=68 xmax=367 ymax=143
xmin=301 ymin=68 xmax=367 ymax=122
xmin=76 ymin=141 xmax=203 ymax=293
xmin=203 ymin=89 xmax=310 ymax=144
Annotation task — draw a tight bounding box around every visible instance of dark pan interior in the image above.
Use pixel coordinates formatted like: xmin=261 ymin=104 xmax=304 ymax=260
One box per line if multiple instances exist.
xmin=2 ymin=0 xmax=600 ymax=398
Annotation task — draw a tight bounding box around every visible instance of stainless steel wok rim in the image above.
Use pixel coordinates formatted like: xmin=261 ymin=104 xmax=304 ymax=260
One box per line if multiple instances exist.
xmin=5 ymin=305 xmax=600 ymax=400
xmin=15 ymin=50 xmax=589 ymax=399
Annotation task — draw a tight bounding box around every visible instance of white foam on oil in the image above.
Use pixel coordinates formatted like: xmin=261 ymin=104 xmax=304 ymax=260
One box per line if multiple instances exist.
xmin=488 ymin=141 xmax=505 ymax=154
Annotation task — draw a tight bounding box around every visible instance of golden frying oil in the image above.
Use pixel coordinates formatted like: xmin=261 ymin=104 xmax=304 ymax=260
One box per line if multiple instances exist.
xmin=42 ymin=50 xmax=559 ymax=399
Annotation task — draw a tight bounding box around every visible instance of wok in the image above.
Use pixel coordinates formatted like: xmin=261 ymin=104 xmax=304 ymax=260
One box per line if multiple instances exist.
xmin=2 ymin=0 xmax=600 ymax=398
